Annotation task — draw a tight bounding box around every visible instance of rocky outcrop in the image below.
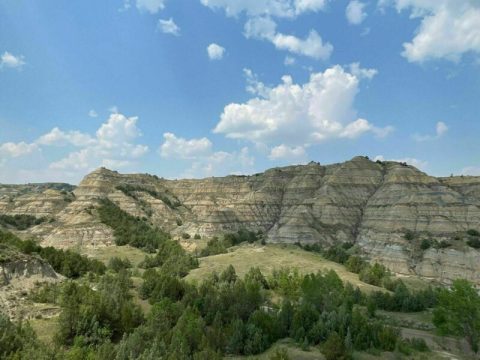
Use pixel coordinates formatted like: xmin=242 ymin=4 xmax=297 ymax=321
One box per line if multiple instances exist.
xmin=2 ymin=158 xmax=480 ymax=285
xmin=0 ymin=249 xmax=62 ymax=320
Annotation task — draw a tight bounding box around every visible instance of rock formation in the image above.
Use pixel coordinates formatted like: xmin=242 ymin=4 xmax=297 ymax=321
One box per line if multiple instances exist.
xmin=1 ymin=156 xmax=480 ymax=285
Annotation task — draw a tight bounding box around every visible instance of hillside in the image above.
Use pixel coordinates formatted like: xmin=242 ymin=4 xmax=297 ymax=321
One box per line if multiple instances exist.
xmin=1 ymin=156 xmax=480 ymax=285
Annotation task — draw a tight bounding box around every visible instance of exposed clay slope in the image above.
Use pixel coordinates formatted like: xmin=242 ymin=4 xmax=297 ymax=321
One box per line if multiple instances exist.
xmin=2 ymin=157 xmax=480 ymax=285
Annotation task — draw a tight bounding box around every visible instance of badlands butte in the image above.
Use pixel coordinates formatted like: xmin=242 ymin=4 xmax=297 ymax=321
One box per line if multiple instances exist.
xmin=1 ymin=156 xmax=480 ymax=285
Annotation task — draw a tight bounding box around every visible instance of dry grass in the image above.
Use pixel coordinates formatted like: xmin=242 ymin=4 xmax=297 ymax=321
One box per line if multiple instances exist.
xmin=187 ymin=243 xmax=385 ymax=293
xmin=29 ymin=316 xmax=58 ymax=345
xmin=81 ymin=245 xmax=147 ymax=267
xmin=226 ymin=339 xmax=325 ymax=360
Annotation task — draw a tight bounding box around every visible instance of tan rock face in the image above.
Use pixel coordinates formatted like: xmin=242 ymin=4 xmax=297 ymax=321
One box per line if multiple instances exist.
xmin=2 ymin=159 xmax=480 ymax=285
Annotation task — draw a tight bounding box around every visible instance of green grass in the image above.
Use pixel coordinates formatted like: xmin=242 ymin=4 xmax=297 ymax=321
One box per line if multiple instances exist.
xmin=187 ymin=243 xmax=386 ymax=293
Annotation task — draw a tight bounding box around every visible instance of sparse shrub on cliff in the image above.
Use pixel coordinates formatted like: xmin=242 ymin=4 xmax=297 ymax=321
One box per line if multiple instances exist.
xmin=420 ymin=239 xmax=432 ymax=250
xmin=467 ymin=229 xmax=480 ymax=237
xmin=182 ymin=233 xmax=191 ymax=239
xmin=194 ymin=233 xmax=201 ymax=239
xmin=467 ymin=237 xmax=480 ymax=249
xmin=404 ymin=230 xmax=415 ymax=241
xmin=0 ymin=214 xmax=46 ymax=230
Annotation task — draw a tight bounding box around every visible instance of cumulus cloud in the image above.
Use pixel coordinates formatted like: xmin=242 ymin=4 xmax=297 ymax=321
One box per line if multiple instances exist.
xmin=0 ymin=51 xmax=26 ymax=70
xmin=348 ymin=62 xmax=378 ymax=79
xmin=213 ymin=65 xmax=390 ymax=148
xmin=382 ymin=0 xmax=480 ymax=62
xmin=37 ymin=128 xmax=95 ymax=147
xmin=136 ymin=0 xmax=166 ymax=13
xmin=244 ymin=16 xmax=333 ymax=60
xmin=374 ymin=155 xmax=428 ymax=171
xmin=159 ymin=133 xmax=213 ymax=159
xmin=0 ymin=142 xmax=38 ymax=158
xmin=346 ymin=0 xmax=367 ymax=25
xmin=268 ymin=144 xmax=306 ymax=161
xmin=413 ymin=121 xmax=448 ymax=141
xmin=158 ymin=132 xmax=255 ymax=178
xmin=200 ymin=0 xmax=328 ymax=18
xmin=207 ymin=43 xmax=226 ymax=60
xmin=158 ymin=18 xmax=180 ymax=36
xmin=47 ymin=113 xmax=148 ymax=172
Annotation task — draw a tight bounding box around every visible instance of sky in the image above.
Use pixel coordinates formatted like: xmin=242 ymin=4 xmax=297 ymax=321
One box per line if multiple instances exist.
xmin=0 ymin=0 xmax=479 ymax=184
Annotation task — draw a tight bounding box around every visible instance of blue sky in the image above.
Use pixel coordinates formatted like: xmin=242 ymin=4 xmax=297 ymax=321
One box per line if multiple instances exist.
xmin=0 ymin=0 xmax=479 ymax=184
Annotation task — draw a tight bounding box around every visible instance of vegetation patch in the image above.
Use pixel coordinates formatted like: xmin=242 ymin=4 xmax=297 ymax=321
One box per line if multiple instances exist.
xmin=0 ymin=230 xmax=105 ymax=278
xmin=0 ymin=214 xmax=47 ymax=230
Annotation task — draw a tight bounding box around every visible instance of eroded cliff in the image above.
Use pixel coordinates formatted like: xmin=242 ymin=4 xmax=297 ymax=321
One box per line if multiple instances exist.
xmin=2 ymin=156 xmax=480 ymax=285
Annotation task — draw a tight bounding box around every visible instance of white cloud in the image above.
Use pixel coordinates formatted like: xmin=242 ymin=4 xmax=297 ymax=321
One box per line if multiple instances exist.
xmin=244 ymin=68 xmax=270 ymax=97
xmin=0 ymin=51 xmax=26 ymax=70
xmin=413 ymin=121 xmax=448 ymax=141
xmin=268 ymin=144 xmax=306 ymax=161
xmin=346 ymin=0 xmax=367 ymax=25
xmin=348 ymin=62 xmax=378 ymax=79
xmin=207 ymin=43 xmax=226 ymax=60
xmin=214 ymin=65 xmax=391 ymax=147
xmin=158 ymin=18 xmax=180 ymax=36
xmin=284 ymin=56 xmax=296 ymax=65
xmin=200 ymin=0 xmax=328 ymax=18
xmin=158 ymin=132 xmax=255 ymax=178
xmin=184 ymin=147 xmax=255 ymax=178
xmin=244 ymin=17 xmax=333 ymax=60
xmin=49 ymin=113 xmax=149 ymax=172
xmin=136 ymin=0 xmax=166 ymax=13
xmin=36 ymin=127 xmax=95 ymax=147
xmin=159 ymin=133 xmax=213 ymax=159
xmin=88 ymin=110 xmax=98 ymax=118
xmin=383 ymin=0 xmax=480 ymax=62
xmin=0 ymin=142 xmax=38 ymax=158
xmin=374 ymin=155 xmax=428 ymax=171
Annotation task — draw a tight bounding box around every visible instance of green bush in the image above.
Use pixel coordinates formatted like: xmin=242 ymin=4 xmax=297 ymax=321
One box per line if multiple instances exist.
xmin=0 ymin=230 xmax=106 ymax=278
xmin=98 ymin=198 xmax=171 ymax=251
xmin=0 ymin=214 xmax=46 ymax=230
xmin=194 ymin=234 xmax=201 ymax=239
xmin=182 ymin=233 xmax=191 ymax=239
xmin=467 ymin=237 xmax=480 ymax=249
xmin=108 ymin=257 xmax=132 ymax=272
xmin=467 ymin=229 xmax=480 ymax=237
xmin=404 ymin=230 xmax=415 ymax=241
xmin=420 ymin=239 xmax=432 ymax=250
xmin=359 ymin=263 xmax=389 ymax=287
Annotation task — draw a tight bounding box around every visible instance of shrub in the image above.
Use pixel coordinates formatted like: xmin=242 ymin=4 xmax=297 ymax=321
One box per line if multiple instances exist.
xmin=345 ymin=255 xmax=366 ymax=274
xmin=182 ymin=233 xmax=191 ymax=239
xmin=467 ymin=237 xmax=480 ymax=249
xmin=200 ymin=237 xmax=228 ymax=257
xmin=359 ymin=263 xmax=389 ymax=287
xmin=467 ymin=229 xmax=480 ymax=237
xmin=108 ymin=257 xmax=132 ymax=272
xmin=420 ymin=239 xmax=432 ymax=250
xmin=0 ymin=214 xmax=46 ymax=230
xmin=194 ymin=234 xmax=201 ymax=240
xmin=404 ymin=230 xmax=415 ymax=241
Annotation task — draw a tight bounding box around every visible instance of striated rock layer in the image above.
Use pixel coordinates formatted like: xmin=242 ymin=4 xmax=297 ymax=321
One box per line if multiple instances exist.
xmin=2 ymin=156 xmax=480 ymax=285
